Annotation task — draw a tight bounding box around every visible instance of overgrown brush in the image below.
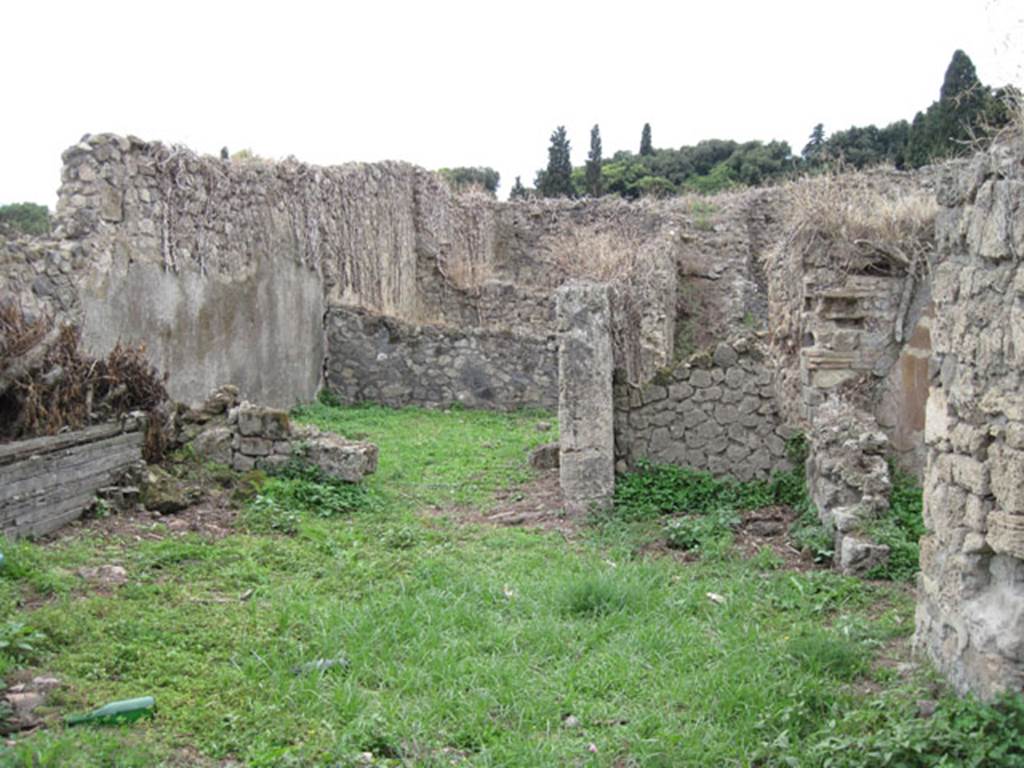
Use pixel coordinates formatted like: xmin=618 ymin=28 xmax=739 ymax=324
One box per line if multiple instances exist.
xmin=0 ymin=304 xmax=167 ymax=444
xmin=787 ymin=171 xmax=937 ymax=269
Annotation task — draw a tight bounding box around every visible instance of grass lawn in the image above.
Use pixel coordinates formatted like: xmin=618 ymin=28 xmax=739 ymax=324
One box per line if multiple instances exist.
xmin=0 ymin=405 xmax=1018 ymax=767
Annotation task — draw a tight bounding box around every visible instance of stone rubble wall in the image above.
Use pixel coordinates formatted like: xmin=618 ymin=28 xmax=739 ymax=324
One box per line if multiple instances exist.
xmin=324 ymin=306 xmax=558 ymax=412
xmin=613 ymin=336 xmax=792 ymax=482
xmin=764 ymin=167 xmax=950 ymax=478
xmin=28 ymin=133 xmax=681 ymax=412
xmin=915 ymin=137 xmax=1024 ymax=699
xmin=182 ymin=386 xmax=378 ymax=481
xmin=0 ymin=417 xmax=144 ymax=538
xmin=805 ymin=397 xmax=893 ymax=574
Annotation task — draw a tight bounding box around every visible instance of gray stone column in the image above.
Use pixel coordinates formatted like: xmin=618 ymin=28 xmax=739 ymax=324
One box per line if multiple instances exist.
xmin=556 ymin=281 xmax=615 ymax=514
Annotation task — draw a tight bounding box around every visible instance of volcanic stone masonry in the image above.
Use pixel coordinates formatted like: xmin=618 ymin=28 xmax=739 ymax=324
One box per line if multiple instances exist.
xmin=614 ymin=336 xmax=793 ymax=482
xmin=915 ymin=136 xmax=1024 ymax=699
xmin=324 ymin=306 xmax=558 ymax=411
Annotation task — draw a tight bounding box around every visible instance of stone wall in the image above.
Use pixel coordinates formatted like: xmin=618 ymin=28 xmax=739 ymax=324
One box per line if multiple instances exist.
xmin=0 ymin=418 xmax=144 ymax=538
xmin=324 ymin=306 xmax=558 ymax=411
xmin=764 ymin=168 xmax=948 ymax=478
xmin=181 ymin=387 xmax=378 ymax=481
xmin=40 ymin=134 xmax=681 ymax=410
xmin=805 ymin=397 xmax=893 ymax=574
xmin=614 ymin=336 xmax=792 ymax=482
xmin=915 ymin=137 xmax=1024 ymax=699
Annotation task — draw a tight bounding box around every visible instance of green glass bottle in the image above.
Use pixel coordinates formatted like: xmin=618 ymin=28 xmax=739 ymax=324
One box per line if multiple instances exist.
xmin=66 ymin=696 xmax=156 ymax=726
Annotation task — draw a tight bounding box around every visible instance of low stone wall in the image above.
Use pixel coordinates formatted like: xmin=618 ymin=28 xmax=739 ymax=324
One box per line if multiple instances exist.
xmin=182 ymin=386 xmax=378 ymax=481
xmin=324 ymin=306 xmax=558 ymax=411
xmin=805 ymin=397 xmax=893 ymax=574
xmin=614 ymin=337 xmax=792 ymax=482
xmin=0 ymin=418 xmax=144 ymax=538
xmin=915 ymin=137 xmax=1024 ymax=699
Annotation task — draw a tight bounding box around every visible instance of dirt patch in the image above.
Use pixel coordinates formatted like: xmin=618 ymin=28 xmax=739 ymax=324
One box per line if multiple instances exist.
xmin=433 ymin=470 xmax=580 ymax=537
xmin=638 ymin=506 xmax=823 ymax=571
xmin=42 ymin=492 xmax=238 ymax=545
xmin=734 ymin=506 xmax=821 ymax=571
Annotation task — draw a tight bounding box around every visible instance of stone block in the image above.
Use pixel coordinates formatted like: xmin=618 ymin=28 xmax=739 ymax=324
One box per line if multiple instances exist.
xmin=838 ymin=537 xmax=890 ymax=575
xmin=529 ymin=443 xmax=560 ymax=470
xmin=949 ymin=455 xmax=990 ymax=496
xmin=989 ymin=445 xmax=1024 ymax=513
xmin=192 ymin=426 xmax=233 ymax=466
xmin=304 ymin=433 xmax=379 ymax=483
xmin=238 ymin=436 xmax=272 ymax=457
xmin=712 ymin=343 xmax=738 ymax=368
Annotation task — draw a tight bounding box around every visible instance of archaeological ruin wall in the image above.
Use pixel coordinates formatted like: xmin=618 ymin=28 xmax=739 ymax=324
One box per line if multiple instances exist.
xmin=325 ymin=306 xmax=558 ymax=411
xmin=915 ymin=136 xmax=1024 ymax=699
xmin=614 ymin=336 xmax=793 ymax=482
xmin=28 ymin=134 xmax=682 ymax=414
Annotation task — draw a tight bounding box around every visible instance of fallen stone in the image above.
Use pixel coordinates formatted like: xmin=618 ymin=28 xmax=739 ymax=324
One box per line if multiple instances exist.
xmin=529 ymin=443 xmax=560 ymax=470
xmin=141 ymin=466 xmax=201 ymax=514
xmin=77 ymin=564 xmax=128 ymax=586
xmin=5 ymin=692 xmax=44 ymax=716
xmin=303 ymin=433 xmax=379 ymax=482
xmin=838 ymin=537 xmax=890 ymax=575
xmin=31 ymin=676 xmax=61 ymax=692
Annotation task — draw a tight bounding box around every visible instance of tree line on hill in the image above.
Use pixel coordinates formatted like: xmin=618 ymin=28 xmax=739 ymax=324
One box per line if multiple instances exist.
xmin=505 ymin=50 xmax=1014 ymax=201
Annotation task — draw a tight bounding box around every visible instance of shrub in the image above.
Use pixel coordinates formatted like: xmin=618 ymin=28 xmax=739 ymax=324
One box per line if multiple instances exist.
xmin=613 ymin=461 xmax=804 ymax=520
xmin=865 ymin=463 xmax=924 ymax=581
xmin=665 ymin=509 xmax=740 ymax=552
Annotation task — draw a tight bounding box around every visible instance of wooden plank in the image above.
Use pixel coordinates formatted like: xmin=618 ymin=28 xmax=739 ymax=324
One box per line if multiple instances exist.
xmin=0 ymin=455 xmax=141 ymax=526
xmin=0 ymin=422 xmax=130 ymax=465
xmin=0 ymin=432 xmax=143 ymax=493
xmin=0 ymin=445 xmax=142 ymax=511
xmin=4 ymin=492 xmax=97 ymax=538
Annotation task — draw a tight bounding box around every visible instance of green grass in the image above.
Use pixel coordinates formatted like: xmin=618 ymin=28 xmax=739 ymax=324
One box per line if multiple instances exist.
xmin=0 ymin=405 xmax=1019 ymax=767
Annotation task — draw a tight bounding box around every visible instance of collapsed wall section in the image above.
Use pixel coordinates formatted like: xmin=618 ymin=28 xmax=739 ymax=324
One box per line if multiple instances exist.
xmin=614 ymin=337 xmax=792 ymax=481
xmin=324 ymin=306 xmax=558 ymax=411
xmin=916 ymin=137 xmax=1024 ymax=699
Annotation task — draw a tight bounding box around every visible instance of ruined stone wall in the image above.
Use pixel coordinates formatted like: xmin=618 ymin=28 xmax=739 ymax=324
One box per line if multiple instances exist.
xmin=43 ymin=134 xmax=681 ymax=410
xmin=614 ymin=337 xmax=792 ymax=481
xmin=915 ymin=138 xmax=1024 ymax=699
xmin=765 ymin=168 xmax=949 ymax=478
xmin=324 ymin=306 xmax=558 ymax=411
xmin=0 ymin=236 xmax=82 ymax=325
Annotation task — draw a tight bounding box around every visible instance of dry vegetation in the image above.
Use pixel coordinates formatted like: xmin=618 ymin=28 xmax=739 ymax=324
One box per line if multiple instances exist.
xmin=786 ymin=170 xmax=938 ymax=270
xmin=0 ymin=302 xmax=167 ymax=444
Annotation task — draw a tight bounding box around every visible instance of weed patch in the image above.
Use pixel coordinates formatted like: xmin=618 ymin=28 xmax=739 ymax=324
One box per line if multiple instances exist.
xmin=865 ymin=463 xmax=924 ymax=581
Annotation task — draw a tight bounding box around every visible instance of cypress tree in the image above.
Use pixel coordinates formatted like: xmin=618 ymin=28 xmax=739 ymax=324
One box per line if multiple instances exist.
xmin=802 ymin=123 xmax=826 ymax=164
xmin=539 ymin=126 xmax=573 ymax=198
xmin=639 ymin=123 xmax=654 ymax=156
xmin=509 ymin=176 xmax=528 ymax=200
xmin=585 ymin=124 xmax=603 ymax=197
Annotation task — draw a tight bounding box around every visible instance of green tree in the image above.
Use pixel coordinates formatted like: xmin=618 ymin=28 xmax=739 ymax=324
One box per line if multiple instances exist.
xmin=585 ymin=124 xmax=603 ymax=197
xmin=802 ymin=124 xmax=825 ymax=165
xmin=639 ymin=123 xmax=654 ymax=156
xmin=905 ymin=50 xmax=1002 ymax=167
xmin=537 ymin=126 xmax=573 ymax=198
xmin=0 ymin=203 xmax=50 ymax=236
xmin=509 ymin=176 xmax=528 ymax=200
xmin=437 ymin=167 xmax=500 ymax=195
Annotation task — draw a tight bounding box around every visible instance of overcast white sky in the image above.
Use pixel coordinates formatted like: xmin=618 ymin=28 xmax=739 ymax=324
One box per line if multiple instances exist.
xmin=2 ymin=1 xmax=1021 ymax=205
